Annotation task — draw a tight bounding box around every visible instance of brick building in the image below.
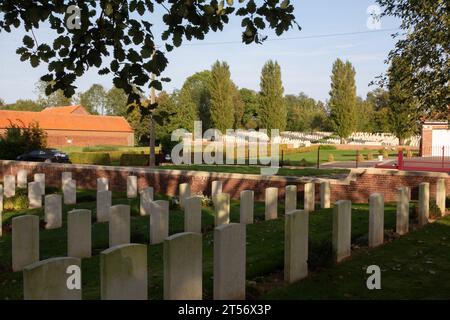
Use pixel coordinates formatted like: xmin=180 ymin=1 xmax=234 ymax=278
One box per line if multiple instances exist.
xmin=0 ymin=105 xmax=134 ymax=147
xmin=420 ymin=121 xmax=450 ymax=156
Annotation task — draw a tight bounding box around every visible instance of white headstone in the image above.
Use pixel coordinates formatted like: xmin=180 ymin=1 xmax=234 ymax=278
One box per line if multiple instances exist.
xmin=96 ymin=190 xmax=112 ymax=222
xmin=285 ymin=185 xmax=297 ymax=214
xmin=45 ymin=194 xmax=62 ymax=229
xmin=68 ymin=209 xmax=92 ymax=258
xmin=100 ymin=244 xmax=148 ymax=300
xmin=28 ymin=182 xmax=42 ymax=208
xmin=63 ymin=179 xmax=76 ymax=205
xmin=23 ymin=257 xmax=81 ymax=300
xmin=320 ymin=181 xmax=331 ymax=209
xmin=332 ymin=200 xmax=351 ymax=262
xmin=396 ymin=187 xmax=409 ymax=235
xmin=265 ymin=187 xmax=278 ymax=220
xmin=369 ymin=193 xmax=384 ymax=248
xmin=211 ymin=180 xmax=223 ymax=197
xmin=12 ymin=215 xmax=39 ymax=272
xmin=139 ymin=187 xmax=154 ymax=216
xmin=164 ymin=232 xmax=202 ymax=300
xmin=4 ymin=175 xmax=16 ymax=198
xmin=304 ymin=182 xmax=315 ymax=213
xmin=61 ymin=172 xmax=72 ymax=188
xmin=436 ymin=178 xmax=446 ymax=215
xmin=185 ymin=196 xmax=202 ymax=233
xmin=149 ymin=200 xmax=169 ymax=244
xmin=285 ymin=209 xmax=308 ymax=283
xmin=418 ymin=182 xmax=429 ymax=226
xmin=179 ymin=183 xmax=191 ymax=209
xmin=34 ymin=173 xmax=45 ymax=195
xmin=240 ymin=190 xmax=254 ymax=224
xmin=109 ymin=204 xmax=131 ymax=247
xmin=97 ymin=177 xmax=109 ymax=192
xmin=213 ymin=193 xmax=230 ymax=226
xmin=17 ymin=169 xmax=28 ymax=188
xmin=127 ymin=176 xmax=138 ymax=199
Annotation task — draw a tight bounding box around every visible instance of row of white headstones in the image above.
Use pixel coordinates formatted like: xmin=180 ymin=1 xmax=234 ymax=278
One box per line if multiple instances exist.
xmin=0 ymin=170 xmax=447 ymax=300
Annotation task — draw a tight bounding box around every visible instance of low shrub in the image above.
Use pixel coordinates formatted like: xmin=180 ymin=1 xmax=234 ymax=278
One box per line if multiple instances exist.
xmin=3 ymin=188 xmax=29 ymax=211
xmin=82 ymin=145 xmax=120 ymax=152
xmin=382 ymin=150 xmax=389 ymax=159
xmin=120 ymin=153 xmax=149 ymax=166
xmin=319 ymin=145 xmax=337 ymax=150
xmin=430 ymin=201 xmax=442 ymax=219
xmin=327 ymin=153 xmax=335 ymax=162
xmin=69 ymin=152 xmax=111 ymax=165
xmin=367 ymin=152 xmax=374 ymax=160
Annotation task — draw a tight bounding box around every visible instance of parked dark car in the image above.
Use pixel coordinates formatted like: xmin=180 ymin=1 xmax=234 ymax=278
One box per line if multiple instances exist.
xmin=16 ymin=149 xmax=70 ymax=163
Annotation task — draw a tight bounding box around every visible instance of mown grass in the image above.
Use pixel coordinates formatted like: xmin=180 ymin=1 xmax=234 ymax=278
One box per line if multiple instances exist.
xmin=264 ymin=214 xmax=450 ymax=299
xmin=160 ymin=165 xmax=350 ymax=177
xmin=0 ymin=188 xmax=402 ymax=300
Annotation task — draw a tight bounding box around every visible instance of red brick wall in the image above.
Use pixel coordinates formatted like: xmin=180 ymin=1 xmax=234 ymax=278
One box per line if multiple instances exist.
xmin=44 ymin=130 xmax=134 ymax=147
xmin=1 ymin=161 xmax=448 ymax=204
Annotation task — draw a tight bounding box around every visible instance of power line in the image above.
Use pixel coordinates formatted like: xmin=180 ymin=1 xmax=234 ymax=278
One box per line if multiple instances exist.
xmin=180 ymin=28 xmax=400 ymax=47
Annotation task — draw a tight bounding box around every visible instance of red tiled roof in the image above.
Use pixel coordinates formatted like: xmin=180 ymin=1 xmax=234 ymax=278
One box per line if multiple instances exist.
xmin=41 ymin=105 xmax=89 ymax=115
xmin=0 ymin=109 xmax=133 ymax=132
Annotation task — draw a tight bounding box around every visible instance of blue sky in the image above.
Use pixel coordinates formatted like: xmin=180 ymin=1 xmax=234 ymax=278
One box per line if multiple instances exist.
xmin=0 ymin=0 xmax=401 ymax=104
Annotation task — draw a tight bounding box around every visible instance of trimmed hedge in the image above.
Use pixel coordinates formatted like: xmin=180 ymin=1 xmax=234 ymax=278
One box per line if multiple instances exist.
xmin=120 ymin=153 xmax=149 ymax=166
xmin=69 ymin=152 xmax=111 ymax=165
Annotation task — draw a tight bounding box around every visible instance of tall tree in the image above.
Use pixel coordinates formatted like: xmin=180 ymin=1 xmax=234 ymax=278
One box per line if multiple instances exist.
xmin=366 ymin=88 xmax=390 ymax=132
xmin=105 ymin=87 xmax=128 ymax=116
xmin=328 ymin=59 xmax=357 ymax=142
xmin=2 ymin=99 xmax=43 ymax=112
xmin=386 ymin=56 xmax=420 ymax=145
xmin=259 ymin=60 xmax=286 ymax=132
xmin=77 ymin=84 xmax=106 ymax=114
xmin=239 ymin=88 xmax=260 ymax=129
xmin=179 ymin=71 xmax=210 ymax=130
xmin=232 ymin=84 xmax=245 ymax=129
xmin=377 ymin=0 xmax=449 ymax=117
xmin=209 ymin=61 xmax=234 ymax=132
xmin=35 ymin=81 xmax=71 ymax=108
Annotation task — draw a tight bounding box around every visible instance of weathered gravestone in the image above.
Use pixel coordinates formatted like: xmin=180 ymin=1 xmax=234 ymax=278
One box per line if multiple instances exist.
xmin=179 ymin=183 xmax=191 ymax=209
xmin=369 ymin=193 xmax=384 ymax=248
xmin=4 ymin=175 xmax=16 ymax=198
xmin=213 ymin=193 xmax=230 ymax=227
xmin=12 ymin=215 xmax=39 ymax=272
xmin=34 ymin=173 xmax=45 ymax=195
xmin=96 ymin=190 xmax=112 ymax=222
xmin=214 ymin=223 xmax=246 ymax=300
xmin=436 ymin=178 xmax=446 ymax=215
xmin=164 ymin=232 xmax=202 ymax=300
xmin=139 ymin=187 xmax=154 ymax=216
xmin=211 ymin=180 xmax=223 ymax=197
xmin=332 ymin=200 xmax=351 ymax=263
xmin=150 ymin=200 xmax=169 ymax=244
xmin=127 ymin=176 xmax=137 ymax=199
xmin=97 ymin=177 xmax=109 ymax=192
xmin=285 ymin=209 xmax=308 ymax=283
xmin=418 ymin=182 xmax=430 ymax=226
xmin=28 ymin=182 xmax=42 ymax=209
xmin=100 ymin=244 xmax=148 ymax=300
xmin=265 ymin=187 xmax=278 ymax=220
xmin=45 ymin=194 xmax=62 ymax=229
xmin=285 ymin=185 xmax=297 ymax=214
xmin=17 ymin=169 xmax=28 ymax=188
xmin=23 ymin=257 xmax=81 ymax=300
xmin=320 ymin=181 xmax=331 ymax=209
xmin=68 ymin=209 xmax=92 ymax=258
xmin=240 ymin=190 xmax=254 ymax=224
xmin=63 ymin=179 xmax=76 ymax=205
xmin=185 ymin=196 xmax=202 ymax=233
xmin=396 ymin=187 xmax=409 ymax=235
xmin=109 ymin=204 xmax=131 ymax=247
xmin=304 ymin=182 xmax=315 ymax=213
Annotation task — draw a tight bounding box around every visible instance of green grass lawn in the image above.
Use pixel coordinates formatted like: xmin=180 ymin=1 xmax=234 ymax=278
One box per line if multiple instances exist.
xmin=160 ymin=165 xmax=350 ymax=177
xmin=264 ymin=214 xmax=450 ymax=299
xmin=0 ymin=187 xmax=404 ymax=300
xmin=283 ymin=149 xmax=398 ymax=166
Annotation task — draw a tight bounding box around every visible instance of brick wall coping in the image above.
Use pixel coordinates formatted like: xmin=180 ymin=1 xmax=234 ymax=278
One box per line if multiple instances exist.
xmin=1 ymin=160 xmax=448 ymax=185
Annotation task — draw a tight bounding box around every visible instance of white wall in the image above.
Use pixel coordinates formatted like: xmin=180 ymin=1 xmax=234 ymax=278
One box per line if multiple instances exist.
xmin=432 ymin=129 xmax=450 ymax=156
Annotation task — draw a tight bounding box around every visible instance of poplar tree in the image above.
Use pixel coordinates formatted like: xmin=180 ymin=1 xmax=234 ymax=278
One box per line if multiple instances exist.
xmin=209 ymin=61 xmax=234 ymax=132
